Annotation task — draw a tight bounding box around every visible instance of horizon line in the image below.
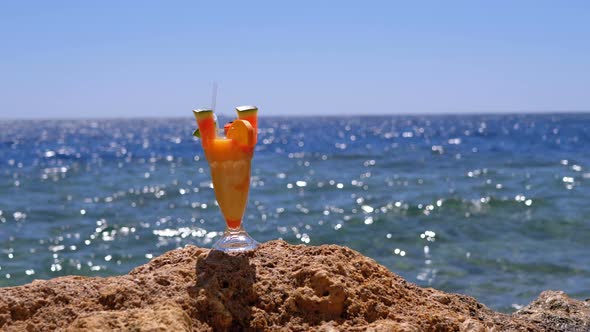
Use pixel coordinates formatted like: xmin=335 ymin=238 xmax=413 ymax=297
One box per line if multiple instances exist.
xmin=1 ymin=110 xmax=590 ymax=122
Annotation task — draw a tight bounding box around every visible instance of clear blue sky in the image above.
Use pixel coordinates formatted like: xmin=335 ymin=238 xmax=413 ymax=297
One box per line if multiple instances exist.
xmin=1 ymin=1 xmax=589 ymax=118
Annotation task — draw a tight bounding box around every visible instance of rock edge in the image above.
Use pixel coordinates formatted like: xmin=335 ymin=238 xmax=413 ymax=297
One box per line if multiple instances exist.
xmin=0 ymin=240 xmax=588 ymax=331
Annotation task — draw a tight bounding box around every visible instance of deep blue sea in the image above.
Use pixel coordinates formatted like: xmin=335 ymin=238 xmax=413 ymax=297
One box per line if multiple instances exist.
xmin=1 ymin=114 xmax=589 ymax=312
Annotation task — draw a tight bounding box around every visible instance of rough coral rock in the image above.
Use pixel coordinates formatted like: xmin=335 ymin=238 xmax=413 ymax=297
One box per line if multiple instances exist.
xmin=0 ymin=240 xmax=586 ymax=331
xmin=514 ymin=290 xmax=590 ymax=332
xmin=66 ymin=303 xmax=193 ymax=332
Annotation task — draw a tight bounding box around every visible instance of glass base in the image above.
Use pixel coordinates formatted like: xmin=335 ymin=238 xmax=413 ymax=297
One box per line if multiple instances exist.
xmin=212 ymin=226 xmax=259 ymax=253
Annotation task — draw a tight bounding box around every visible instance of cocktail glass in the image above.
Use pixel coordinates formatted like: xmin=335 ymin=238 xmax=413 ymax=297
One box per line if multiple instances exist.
xmin=192 ymin=105 xmax=259 ymax=252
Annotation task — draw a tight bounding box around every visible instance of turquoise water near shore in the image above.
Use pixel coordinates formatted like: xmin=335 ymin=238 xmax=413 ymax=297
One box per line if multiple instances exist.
xmin=1 ymin=114 xmax=589 ymax=312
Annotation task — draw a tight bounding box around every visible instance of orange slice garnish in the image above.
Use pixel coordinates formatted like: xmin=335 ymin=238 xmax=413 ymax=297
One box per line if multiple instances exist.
xmin=226 ymin=119 xmax=255 ymax=148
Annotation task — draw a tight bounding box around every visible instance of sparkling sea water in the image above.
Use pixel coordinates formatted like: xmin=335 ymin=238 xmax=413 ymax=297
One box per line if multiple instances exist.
xmin=1 ymin=114 xmax=589 ymax=312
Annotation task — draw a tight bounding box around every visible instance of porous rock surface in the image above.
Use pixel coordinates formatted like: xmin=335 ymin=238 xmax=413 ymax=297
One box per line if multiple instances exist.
xmin=0 ymin=240 xmax=587 ymax=331
xmin=514 ymin=290 xmax=590 ymax=332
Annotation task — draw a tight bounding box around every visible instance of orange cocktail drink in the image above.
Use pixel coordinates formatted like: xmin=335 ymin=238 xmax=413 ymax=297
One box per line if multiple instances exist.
xmin=206 ymin=139 xmax=252 ymax=229
xmin=193 ymin=105 xmax=259 ymax=252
